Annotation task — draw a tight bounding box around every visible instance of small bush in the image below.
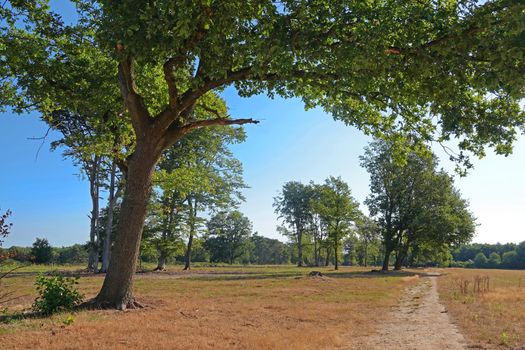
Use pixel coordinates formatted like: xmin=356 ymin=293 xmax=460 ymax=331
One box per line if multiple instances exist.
xmin=32 ymin=273 xmax=83 ymax=315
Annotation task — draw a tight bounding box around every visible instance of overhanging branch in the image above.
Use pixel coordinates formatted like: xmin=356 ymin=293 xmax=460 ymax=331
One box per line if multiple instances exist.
xmin=161 ymin=117 xmax=259 ymax=150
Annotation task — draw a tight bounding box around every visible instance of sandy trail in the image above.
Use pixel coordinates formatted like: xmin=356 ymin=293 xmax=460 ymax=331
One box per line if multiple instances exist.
xmin=351 ymin=276 xmax=466 ymax=350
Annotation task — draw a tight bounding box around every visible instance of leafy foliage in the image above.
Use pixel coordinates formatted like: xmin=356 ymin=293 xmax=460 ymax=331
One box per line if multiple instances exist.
xmin=206 ymin=211 xmax=253 ymax=264
xmin=361 ymin=140 xmax=476 ymax=270
xmin=0 ymin=209 xmax=13 ymax=247
xmin=32 ymin=273 xmax=84 ymax=315
xmin=31 ymin=238 xmax=53 ymax=264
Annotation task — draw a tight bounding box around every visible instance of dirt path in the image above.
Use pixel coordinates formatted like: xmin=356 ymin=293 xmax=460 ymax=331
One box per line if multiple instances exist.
xmin=352 ymin=276 xmax=467 ymax=350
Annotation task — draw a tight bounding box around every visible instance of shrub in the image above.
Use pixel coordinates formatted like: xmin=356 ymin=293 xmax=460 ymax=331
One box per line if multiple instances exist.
xmin=31 ymin=238 xmax=53 ymax=264
xmin=32 ymin=273 xmax=83 ymax=315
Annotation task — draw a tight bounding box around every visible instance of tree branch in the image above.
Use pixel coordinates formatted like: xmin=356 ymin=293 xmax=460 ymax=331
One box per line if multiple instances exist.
xmin=161 ymin=117 xmax=259 ymax=150
xmin=117 ymin=53 xmax=151 ymax=135
xmin=163 ymin=58 xmax=179 ymax=109
xmin=182 ymin=117 xmax=259 ymax=131
xmin=178 ymin=67 xmax=254 ymax=113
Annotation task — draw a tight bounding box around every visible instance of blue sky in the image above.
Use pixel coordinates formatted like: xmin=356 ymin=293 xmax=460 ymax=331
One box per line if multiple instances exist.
xmin=1 ymin=87 xmax=524 ymax=247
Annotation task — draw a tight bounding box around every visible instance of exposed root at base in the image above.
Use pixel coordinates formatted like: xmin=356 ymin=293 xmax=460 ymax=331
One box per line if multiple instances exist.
xmin=79 ymin=298 xmax=145 ymax=311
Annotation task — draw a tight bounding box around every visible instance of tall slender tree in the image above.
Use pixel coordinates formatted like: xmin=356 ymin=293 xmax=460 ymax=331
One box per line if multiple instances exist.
xmin=311 ymin=177 xmax=361 ymax=270
xmin=274 ymin=182 xmax=314 ymax=267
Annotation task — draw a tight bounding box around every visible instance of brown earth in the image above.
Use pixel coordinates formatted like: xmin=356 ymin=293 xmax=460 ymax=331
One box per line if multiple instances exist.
xmin=352 ymin=275 xmax=467 ymax=350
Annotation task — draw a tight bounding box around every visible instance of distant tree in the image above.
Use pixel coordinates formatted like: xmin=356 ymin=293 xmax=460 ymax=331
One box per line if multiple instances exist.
xmin=362 ymin=140 xmax=475 ymax=271
xmin=502 ymin=250 xmax=519 ymax=269
xmin=474 ymin=252 xmax=488 ymax=268
xmin=151 ymin=125 xmax=246 ymax=271
xmin=48 ymin=111 xmax=130 ymax=272
xmin=31 ymin=238 xmax=53 ymax=264
xmin=250 ymin=233 xmax=290 ymax=265
xmin=206 ymin=211 xmax=252 ymax=264
xmin=274 ymin=182 xmax=314 ymax=267
xmin=488 ymin=252 xmax=501 ymax=268
xmin=517 ymin=242 xmax=525 ymax=269
xmin=354 ymin=216 xmax=381 ymax=267
xmin=55 ymin=244 xmax=89 ymax=265
xmin=311 ymin=177 xmax=361 ymax=270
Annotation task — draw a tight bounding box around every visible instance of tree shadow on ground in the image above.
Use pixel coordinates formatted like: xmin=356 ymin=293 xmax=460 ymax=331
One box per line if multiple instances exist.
xmin=145 ymin=268 xmax=438 ymax=282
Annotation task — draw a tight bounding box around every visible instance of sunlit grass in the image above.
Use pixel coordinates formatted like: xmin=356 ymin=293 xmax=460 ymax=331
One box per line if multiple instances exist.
xmin=437 ymin=268 xmax=525 ymax=349
xmin=1 ymin=264 xmax=415 ymax=350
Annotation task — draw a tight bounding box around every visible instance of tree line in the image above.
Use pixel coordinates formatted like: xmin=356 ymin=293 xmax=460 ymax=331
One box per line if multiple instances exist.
xmin=452 ymin=242 xmax=525 ymax=269
xmin=275 ymin=141 xmax=477 ymax=271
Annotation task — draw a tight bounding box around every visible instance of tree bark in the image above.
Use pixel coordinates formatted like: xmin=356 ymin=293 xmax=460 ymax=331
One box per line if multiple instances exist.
xmin=88 ymin=155 xmax=101 ymax=272
xmin=184 ymin=198 xmax=197 ymax=270
xmin=101 ymin=161 xmax=118 ymax=273
xmin=334 ymin=233 xmax=339 ymax=271
xmin=155 ymin=251 xmax=167 ymax=271
xmin=382 ymin=246 xmax=392 ymax=271
xmin=296 ymin=225 xmax=303 ymax=267
xmin=93 ymin=143 xmax=160 ymax=309
xmin=394 ymin=243 xmax=409 ymax=270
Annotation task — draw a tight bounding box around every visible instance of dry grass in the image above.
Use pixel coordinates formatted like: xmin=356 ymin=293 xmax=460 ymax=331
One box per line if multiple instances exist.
xmin=437 ymin=268 xmax=525 ymax=349
xmin=0 ymin=265 xmax=417 ymax=350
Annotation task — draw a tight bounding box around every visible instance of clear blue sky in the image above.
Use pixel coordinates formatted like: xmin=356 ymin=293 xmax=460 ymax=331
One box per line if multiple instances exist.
xmin=1 ymin=88 xmax=524 ymax=247
xmin=1 ymin=1 xmax=524 ymax=247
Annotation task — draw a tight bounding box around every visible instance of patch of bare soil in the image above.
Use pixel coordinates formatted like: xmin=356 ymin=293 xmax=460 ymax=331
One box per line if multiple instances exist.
xmin=352 ymin=276 xmax=467 ymax=350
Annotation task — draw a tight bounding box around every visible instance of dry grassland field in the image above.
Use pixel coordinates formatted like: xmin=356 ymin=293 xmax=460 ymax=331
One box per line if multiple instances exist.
xmin=438 ymin=268 xmax=525 ymax=349
xmin=1 ymin=265 xmax=416 ymax=350
xmin=1 ymin=265 xmax=524 ymax=349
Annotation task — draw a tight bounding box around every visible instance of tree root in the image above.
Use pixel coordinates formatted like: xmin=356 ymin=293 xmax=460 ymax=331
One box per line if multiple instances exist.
xmin=79 ymin=298 xmax=145 ymax=311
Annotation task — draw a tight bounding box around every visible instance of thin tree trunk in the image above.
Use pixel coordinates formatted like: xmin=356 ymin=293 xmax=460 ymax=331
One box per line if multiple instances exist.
xmin=313 ymin=234 xmax=319 ymax=267
xmin=94 ymin=144 xmax=159 ymax=309
xmin=334 ymin=233 xmax=339 ymax=270
xmin=363 ymin=238 xmax=368 ymax=267
xmin=88 ymin=155 xmax=101 ymax=272
xmin=325 ymin=247 xmax=331 ymax=266
xmin=297 ymin=229 xmax=303 ymax=267
xmin=101 ymin=161 xmax=118 ymax=273
xmin=184 ymin=198 xmax=197 ymax=270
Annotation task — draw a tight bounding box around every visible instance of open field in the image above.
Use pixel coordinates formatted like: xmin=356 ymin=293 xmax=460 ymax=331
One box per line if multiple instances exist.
xmin=1 ymin=265 xmax=419 ymax=350
xmin=3 ymin=265 xmax=525 ymax=349
xmin=437 ymin=268 xmax=525 ymax=349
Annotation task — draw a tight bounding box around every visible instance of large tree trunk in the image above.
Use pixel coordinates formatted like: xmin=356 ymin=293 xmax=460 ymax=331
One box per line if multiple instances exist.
xmin=93 ymin=144 xmax=159 ymax=309
xmin=394 ymin=243 xmax=409 ymax=271
xmin=101 ymin=161 xmax=118 ymax=273
xmin=88 ymin=155 xmax=101 ymax=272
xmin=382 ymin=246 xmax=392 ymax=271
xmin=325 ymin=247 xmax=331 ymax=266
